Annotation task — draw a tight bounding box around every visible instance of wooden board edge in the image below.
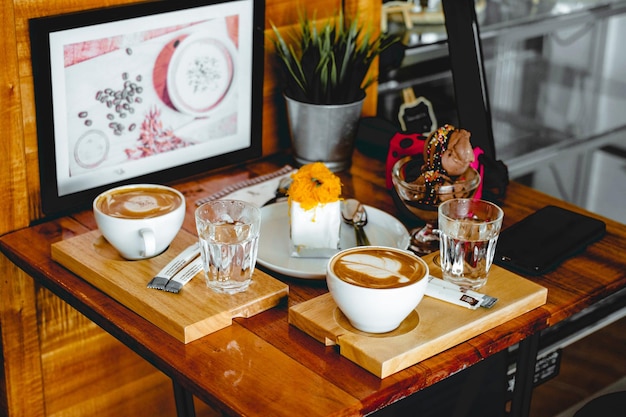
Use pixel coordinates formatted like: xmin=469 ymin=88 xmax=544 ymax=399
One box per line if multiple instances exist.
xmin=289 ymin=295 xmax=338 ymax=346
xmin=230 ymin=280 xmax=289 ymax=319
xmin=184 ymin=311 xmax=234 ymax=344
xmin=336 ymin=334 xmax=386 ymax=377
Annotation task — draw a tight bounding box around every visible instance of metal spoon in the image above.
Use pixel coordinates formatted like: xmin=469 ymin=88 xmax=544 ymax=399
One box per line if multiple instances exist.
xmin=263 ymin=176 xmax=292 ymax=206
xmin=341 ymin=198 xmax=371 ymax=246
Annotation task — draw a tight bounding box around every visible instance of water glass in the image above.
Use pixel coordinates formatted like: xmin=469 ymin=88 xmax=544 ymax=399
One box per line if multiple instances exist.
xmin=195 ymin=200 xmax=261 ymax=294
xmin=438 ymin=198 xmax=504 ymax=290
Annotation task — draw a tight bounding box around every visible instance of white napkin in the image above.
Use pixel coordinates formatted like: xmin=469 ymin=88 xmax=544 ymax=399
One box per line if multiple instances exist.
xmin=195 ymin=165 xmax=296 ymax=207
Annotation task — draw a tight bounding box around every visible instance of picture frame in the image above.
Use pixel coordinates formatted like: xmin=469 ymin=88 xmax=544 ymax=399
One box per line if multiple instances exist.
xmin=30 ymin=0 xmax=264 ymax=216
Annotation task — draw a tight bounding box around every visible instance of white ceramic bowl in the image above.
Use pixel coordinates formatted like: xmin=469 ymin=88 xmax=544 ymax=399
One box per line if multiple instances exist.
xmin=326 ymin=246 xmax=429 ymax=333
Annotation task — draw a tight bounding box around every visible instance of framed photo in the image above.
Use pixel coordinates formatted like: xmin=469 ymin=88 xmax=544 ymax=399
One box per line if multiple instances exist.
xmin=30 ymin=0 xmax=264 ymax=216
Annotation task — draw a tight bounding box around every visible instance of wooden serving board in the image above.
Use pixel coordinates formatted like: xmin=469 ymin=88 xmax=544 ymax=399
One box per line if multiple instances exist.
xmin=52 ymin=230 xmax=289 ymax=344
xmin=289 ymin=253 xmax=547 ymax=378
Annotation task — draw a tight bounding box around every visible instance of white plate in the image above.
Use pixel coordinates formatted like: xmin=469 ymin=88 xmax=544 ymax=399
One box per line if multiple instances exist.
xmin=257 ymin=202 xmax=410 ymax=279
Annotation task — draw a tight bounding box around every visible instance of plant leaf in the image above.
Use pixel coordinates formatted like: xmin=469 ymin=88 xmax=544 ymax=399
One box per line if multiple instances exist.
xmin=270 ymin=10 xmax=399 ymax=104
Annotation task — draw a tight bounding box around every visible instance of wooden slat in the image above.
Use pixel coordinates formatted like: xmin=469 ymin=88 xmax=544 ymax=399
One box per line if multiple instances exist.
xmin=0 ymin=254 xmax=46 ymax=417
xmin=0 ymin=0 xmax=29 ymax=235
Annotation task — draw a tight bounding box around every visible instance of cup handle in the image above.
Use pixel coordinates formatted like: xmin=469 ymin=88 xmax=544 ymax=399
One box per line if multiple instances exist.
xmin=139 ymin=228 xmax=156 ymax=258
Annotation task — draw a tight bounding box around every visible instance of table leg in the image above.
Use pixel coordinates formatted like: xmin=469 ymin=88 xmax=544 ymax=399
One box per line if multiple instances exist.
xmin=172 ymin=380 xmax=196 ymax=417
xmin=510 ymin=333 xmax=540 ymax=417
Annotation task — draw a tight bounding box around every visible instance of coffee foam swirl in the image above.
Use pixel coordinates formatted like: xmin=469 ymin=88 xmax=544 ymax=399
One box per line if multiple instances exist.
xmin=97 ymin=187 xmax=182 ymax=219
xmin=332 ymin=248 xmax=426 ymax=289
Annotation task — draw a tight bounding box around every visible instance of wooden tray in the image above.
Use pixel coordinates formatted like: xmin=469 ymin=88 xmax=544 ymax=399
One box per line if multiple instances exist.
xmin=288 ymin=253 xmax=547 ymax=378
xmin=52 ymin=230 xmax=289 ymax=344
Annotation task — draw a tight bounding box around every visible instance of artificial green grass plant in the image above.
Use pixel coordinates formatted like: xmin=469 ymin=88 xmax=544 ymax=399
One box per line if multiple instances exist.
xmin=271 ymin=11 xmax=397 ymax=105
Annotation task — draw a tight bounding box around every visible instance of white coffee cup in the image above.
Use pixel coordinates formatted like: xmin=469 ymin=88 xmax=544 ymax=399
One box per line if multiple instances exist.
xmin=93 ymin=184 xmax=185 ymax=260
xmin=326 ymin=246 xmax=429 ymax=333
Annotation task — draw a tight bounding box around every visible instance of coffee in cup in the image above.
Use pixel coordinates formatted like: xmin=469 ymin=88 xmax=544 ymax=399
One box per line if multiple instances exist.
xmin=331 ymin=247 xmax=425 ymax=289
xmin=95 ymin=186 xmax=182 ymax=219
xmin=93 ymin=184 xmax=185 ymax=260
xmin=327 ymin=246 xmax=429 ymax=333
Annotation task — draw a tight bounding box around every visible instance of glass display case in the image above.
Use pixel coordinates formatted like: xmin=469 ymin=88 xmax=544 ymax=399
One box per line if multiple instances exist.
xmin=378 ymin=0 xmax=626 ymax=208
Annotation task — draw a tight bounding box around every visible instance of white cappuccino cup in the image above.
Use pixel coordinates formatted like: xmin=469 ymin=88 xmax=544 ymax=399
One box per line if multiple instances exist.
xmin=93 ymin=184 xmax=185 ymax=260
xmin=327 ymin=246 xmax=429 ymax=333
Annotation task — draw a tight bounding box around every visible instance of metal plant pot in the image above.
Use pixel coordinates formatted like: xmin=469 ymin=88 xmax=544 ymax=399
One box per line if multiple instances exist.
xmin=284 ymin=95 xmax=364 ymax=172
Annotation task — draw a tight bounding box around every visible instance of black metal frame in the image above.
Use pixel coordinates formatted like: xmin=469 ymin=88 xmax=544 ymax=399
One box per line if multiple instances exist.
xmin=442 ymin=0 xmax=496 ymax=160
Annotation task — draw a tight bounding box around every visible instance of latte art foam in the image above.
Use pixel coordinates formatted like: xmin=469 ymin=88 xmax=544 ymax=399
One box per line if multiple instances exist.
xmin=97 ymin=187 xmax=182 ymax=219
xmin=331 ymin=248 xmax=426 ymax=289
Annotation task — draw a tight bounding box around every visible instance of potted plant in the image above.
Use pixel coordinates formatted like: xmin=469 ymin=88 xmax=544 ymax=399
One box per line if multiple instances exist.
xmin=271 ymin=11 xmax=397 ymax=171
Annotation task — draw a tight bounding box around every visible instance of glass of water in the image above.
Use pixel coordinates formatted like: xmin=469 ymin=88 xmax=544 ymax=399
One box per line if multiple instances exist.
xmin=195 ymin=200 xmax=261 ymax=294
xmin=438 ymin=198 xmax=504 ymax=290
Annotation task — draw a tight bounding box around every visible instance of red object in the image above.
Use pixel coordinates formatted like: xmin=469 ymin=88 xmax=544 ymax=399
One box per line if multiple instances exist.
xmin=385 ymin=133 xmax=425 ymax=189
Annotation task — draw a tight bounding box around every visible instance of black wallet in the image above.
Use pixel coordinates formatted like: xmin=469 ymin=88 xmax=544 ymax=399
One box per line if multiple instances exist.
xmin=495 ymin=205 xmax=606 ymax=276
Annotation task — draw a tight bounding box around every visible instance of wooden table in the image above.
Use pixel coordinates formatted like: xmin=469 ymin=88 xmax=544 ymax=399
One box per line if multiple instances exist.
xmin=2 ymin=151 xmax=625 ymax=417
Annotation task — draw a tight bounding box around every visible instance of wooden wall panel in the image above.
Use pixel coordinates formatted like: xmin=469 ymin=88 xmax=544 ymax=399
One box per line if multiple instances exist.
xmin=0 ymin=1 xmax=382 ymax=416
xmin=0 ymin=255 xmax=46 ymax=417
xmin=1 ymin=0 xmax=29 ymax=235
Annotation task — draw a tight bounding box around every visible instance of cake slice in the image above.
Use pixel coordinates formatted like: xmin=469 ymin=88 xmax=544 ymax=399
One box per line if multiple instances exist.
xmin=288 ymin=162 xmax=342 ymax=258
